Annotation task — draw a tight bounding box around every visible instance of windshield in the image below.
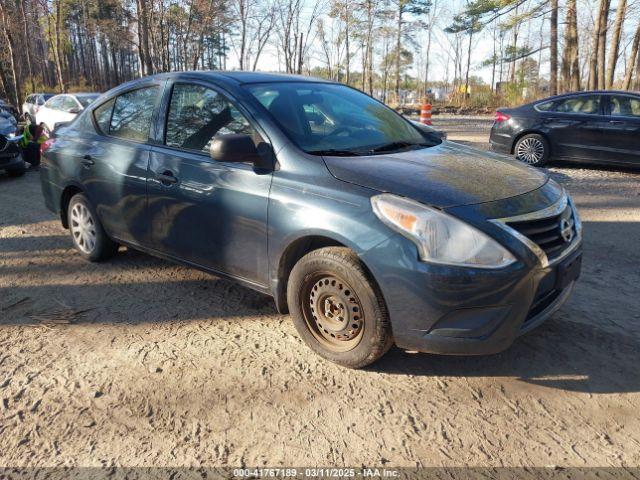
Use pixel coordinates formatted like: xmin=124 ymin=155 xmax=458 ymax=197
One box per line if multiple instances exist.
xmin=244 ymin=82 xmax=440 ymax=155
xmin=77 ymin=95 xmax=99 ymax=108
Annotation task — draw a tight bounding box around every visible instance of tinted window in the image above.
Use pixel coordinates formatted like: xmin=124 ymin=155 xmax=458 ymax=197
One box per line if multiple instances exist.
xmin=245 ymin=82 xmax=437 ymax=154
xmin=555 ymin=96 xmax=601 ymax=115
xmin=93 ymin=98 xmax=115 ymax=134
xmin=535 ymin=101 xmax=554 ymax=111
xmin=165 ymin=83 xmax=260 ymax=153
xmin=610 ymin=96 xmax=640 ymax=118
xmin=110 ymin=87 xmax=159 ymax=142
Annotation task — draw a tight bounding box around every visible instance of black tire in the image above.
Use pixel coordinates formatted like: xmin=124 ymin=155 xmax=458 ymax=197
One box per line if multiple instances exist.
xmin=514 ymin=133 xmax=550 ymax=167
xmin=67 ymin=193 xmax=118 ymax=262
xmin=287 ymin=247 xmax=393 ymax=368
xmin=6 ymin=162 xmax=27 ymax=177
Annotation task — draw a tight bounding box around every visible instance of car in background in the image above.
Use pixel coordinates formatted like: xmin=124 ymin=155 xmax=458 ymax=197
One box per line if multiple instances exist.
xmin=36 ymin=93 xmax=100 ymax=134
xmin=40 ymin=72 xmax=582 ymax=368
xmin=22 ymin=93 xmax=55 ymax=124
xmin=0 ymin=99 xmax=19 ymax=121
xmin=490 ymin=90 xmax=640 ymax=167
xmin=0 ymin=111 xmax=25 ymax=177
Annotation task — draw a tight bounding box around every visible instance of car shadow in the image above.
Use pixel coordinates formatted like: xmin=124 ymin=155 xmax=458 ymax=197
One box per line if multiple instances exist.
xmin=369 ymin=315 xmax=640 ymax=395
xmin=2 ymin=218 xmax=639 ymax=395
xmin=549 ymin=160 xmax=640 ymax=175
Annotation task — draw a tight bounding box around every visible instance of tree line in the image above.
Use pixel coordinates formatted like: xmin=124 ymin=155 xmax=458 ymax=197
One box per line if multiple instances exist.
xmin=0 ymin=0 xmax=639 ymax=109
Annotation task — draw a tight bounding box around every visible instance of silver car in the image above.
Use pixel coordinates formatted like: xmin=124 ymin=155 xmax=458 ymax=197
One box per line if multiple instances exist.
xmin=22 ymin=93 xmax=55 ymax=124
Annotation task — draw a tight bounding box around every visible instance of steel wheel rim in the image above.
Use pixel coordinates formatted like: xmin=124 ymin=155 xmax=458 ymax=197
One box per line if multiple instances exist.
xmin=516 ymin=138 xmax=545 ymax=164
xmin=302 ymin=274 xmax=365 ymax=352
xmin=70 ymin=203 xmax=96 ymax=254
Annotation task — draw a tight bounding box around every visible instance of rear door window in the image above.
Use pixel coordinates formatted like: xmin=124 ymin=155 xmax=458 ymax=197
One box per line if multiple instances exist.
xmin=555 ymin=96 xmax=601 ymax=115
xmin=109 ymin=87 xmax=159 ymax=142
xmin=609 ymin=95 xmax=640 ymax=118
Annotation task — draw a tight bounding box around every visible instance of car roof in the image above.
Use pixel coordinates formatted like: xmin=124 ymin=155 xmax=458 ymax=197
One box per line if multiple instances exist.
xmin=70 ymin=92 xmax=100 ymax=97
xmin=538 ymin=90 xmax=640 ymax=103
xmin=135 ymin=70 xmax=332 ymax=85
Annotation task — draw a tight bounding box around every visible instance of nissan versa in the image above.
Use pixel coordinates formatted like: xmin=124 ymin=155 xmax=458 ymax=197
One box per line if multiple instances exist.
xmin=40 ymin=72 xmax=583 ymax=368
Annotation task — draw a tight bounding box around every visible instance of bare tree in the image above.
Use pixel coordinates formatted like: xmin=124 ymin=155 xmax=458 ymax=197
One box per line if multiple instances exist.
xmin=622 ymin=21 xmax=640 ymax=90
xmin=562 ymin=0 xmax=580 ymax=91
xmin=549 ymin=0 xmax=558 ymax=95
xmin=605 ymin=0 xmax=627 ymax=88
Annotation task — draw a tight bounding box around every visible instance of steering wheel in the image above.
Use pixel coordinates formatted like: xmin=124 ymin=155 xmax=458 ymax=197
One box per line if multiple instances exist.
xmin=326 ymin=126 xmax=353 ymax=137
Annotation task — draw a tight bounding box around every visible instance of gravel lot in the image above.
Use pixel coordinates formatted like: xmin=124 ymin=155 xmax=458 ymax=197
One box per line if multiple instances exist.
xmin=1 ymin=117 xmax=639 ymax=469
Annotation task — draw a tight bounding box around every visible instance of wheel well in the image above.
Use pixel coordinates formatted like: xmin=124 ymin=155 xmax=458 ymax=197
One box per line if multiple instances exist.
xmin=274 ymin=235 xmax=347 ymax=314
xmin=60 ymin=186 xmax=83 ymax=229
xmin=511 ymin=130 xmax=549 ymax=155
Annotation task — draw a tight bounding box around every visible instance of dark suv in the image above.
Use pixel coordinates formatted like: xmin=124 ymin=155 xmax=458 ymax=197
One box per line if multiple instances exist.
xmin=40 ymin=72 xmax=582 ymax=368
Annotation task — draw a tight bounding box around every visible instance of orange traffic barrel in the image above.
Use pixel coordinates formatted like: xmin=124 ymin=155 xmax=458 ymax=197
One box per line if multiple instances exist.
xmin=420 ymin=103 xmax=432 ymax=125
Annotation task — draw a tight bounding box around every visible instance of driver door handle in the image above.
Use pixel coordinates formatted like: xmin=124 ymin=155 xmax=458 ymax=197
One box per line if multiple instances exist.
xmin=156 ymin=170 xmax=178 ymax=185
xmin=81 ymin=155 xmax=94 ymax=167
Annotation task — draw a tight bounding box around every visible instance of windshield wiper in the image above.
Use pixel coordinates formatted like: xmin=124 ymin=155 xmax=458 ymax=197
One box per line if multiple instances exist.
xmin=368 ymin=141 xmax=429 ymax=154
xmin=308 ymin=149 xmax=362 ymax=157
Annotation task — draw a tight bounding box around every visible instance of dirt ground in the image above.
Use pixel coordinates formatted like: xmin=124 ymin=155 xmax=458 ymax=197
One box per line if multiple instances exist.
xmin=1 ymin=118 xmax=639 ymax=469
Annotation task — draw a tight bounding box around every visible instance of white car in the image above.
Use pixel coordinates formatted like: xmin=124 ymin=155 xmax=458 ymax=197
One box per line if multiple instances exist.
xmin=36 ymin=93 xmax=99 ymax=133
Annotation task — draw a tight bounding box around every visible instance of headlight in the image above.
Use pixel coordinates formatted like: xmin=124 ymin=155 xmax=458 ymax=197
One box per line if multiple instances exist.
xmin=371 ymin=194 xmax=516 ymax=268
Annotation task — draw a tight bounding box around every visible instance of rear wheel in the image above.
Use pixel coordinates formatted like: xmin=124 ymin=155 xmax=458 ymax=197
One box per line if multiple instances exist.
xmin=287 ymin=247 xmax=393 ymax=368
xmin=68 ymin=193 xmax=118 ymax=262
xmin=514 ymin=133 xmax=549 ymax=167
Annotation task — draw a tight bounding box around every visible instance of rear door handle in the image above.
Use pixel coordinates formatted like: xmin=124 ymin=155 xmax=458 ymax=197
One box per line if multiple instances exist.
xmin=81 ymin=155 xmax=94 ymax=167
xmin=156 ymin=170 xmax=178 ymax=185
xmin=609 ymin=120 xmax=625 ymax=125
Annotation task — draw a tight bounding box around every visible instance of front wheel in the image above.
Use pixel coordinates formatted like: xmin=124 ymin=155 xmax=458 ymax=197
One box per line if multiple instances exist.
xmin=68 ymin=193 xmax=118 ymax=262
xmin=287 ymin=247 xmax=393 ymax=368
xmin=514 ymin=133 xmax=549 ymax=167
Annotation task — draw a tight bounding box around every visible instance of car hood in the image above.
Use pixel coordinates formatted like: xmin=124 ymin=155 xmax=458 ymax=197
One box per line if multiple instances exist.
xmin=322 ymin=141 xmax=548 ymax=208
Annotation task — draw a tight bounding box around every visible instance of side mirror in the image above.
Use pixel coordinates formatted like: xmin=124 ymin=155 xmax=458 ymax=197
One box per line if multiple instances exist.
xmin=68 ymin=107 xmax=80 ymax=114
xmin=210 ymin=134 xmax=262 ymax=164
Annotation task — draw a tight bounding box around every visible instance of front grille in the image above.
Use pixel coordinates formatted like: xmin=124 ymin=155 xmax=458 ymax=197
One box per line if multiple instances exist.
xmin=525 ymin=287 xmax=561 ymax=323
xmin=505 ymin=202 xmax=577 ymax=263
xmin=0 ymin=137 xmax=19 ymax=159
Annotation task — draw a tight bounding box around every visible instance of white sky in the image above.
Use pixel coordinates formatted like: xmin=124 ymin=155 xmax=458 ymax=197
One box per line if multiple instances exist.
xmin=225 ymin=0 xmax=638 ymax=86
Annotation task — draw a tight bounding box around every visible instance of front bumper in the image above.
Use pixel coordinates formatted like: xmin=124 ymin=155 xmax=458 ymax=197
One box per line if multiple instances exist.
xmin=0 ymin=147 xmax=23 ymax=171
xmin=362 ymin=235 xmax=581 ymax=355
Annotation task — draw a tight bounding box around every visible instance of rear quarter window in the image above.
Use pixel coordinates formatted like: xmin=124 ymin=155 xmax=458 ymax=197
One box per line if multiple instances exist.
xmin=534 ymin=101 xmax=554 ymax=112
xmin=93 ymin=99 xmax=115 ymax=134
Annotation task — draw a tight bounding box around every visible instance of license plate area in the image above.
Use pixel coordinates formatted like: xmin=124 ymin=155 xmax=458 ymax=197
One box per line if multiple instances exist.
xmin=555 ymin=252 xmax=582 ymax=290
